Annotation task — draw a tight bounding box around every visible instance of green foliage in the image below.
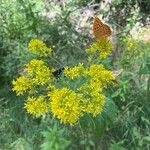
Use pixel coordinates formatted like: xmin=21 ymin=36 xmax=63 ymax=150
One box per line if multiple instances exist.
xmin=10 ymin=138 xmax=31 ymax=150
xmin=0 ymin=0 xmax=88 ymax=84
xmin=80 ymin=98 xmax=117 ymax=136
xmin=41 ymin=125 xmax=70 ymax=150
xmin=0 ymin=0 xmax=43 ymax=83
xmin=111 ymin=37 xmax=150 ymax=149
xmin=109 ymin=141 xmax=126 ymax=150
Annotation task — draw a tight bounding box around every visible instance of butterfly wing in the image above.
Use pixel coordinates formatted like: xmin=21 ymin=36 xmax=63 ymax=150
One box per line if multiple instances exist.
xmin=103 ymin=24 xmax=112 ymax=37
xmin=93 ymin=17 xmax=111 ymax=40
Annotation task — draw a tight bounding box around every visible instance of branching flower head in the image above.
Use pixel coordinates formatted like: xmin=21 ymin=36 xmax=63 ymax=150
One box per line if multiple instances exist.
xmin=25 ymin=59 xmax=54 ymax=85
xmin=24 ymin=96 xmax=48 ymax=116
xmin=64 ymin=63 xmax=84 ymax=79
xmin=12 ymin=76 xmax=32 ymax=95
xmin=85 ymin=92 xmax=105 ymax=116
xmin=86 ymin=38 xmax=112 ymax=59
xmin=85 ymin=64 xmax=114 ymax=87
xmin=48 ymin=88 xmax=84 ymax=125
xmin=78 ymin=81 xmax=105 ymax=116
xmin=28 ymin=39 xmax=52 ymax=56
xmin=12 ymin=32 xmax=115 ymax=127
xmin=123 ymin=37 xmax=137 ymax=51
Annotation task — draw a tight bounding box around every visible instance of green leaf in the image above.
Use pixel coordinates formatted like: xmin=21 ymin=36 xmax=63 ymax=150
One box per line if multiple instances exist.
xmin=80 ymin=98 xmax=117 ymax=136
xmin=139 ymin=63 xmax=150 ymax=75
xmin=10 ymin=138 xmax=31 ymax=150
xmin=143 ymin=136 xmax=150 ymax=142
xmin=41 ymin=125 xmax=70 ymax=150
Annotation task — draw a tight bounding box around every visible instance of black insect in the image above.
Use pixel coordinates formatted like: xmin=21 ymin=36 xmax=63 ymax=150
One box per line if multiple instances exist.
xmin=52 ymin=67 xmax=64 ymax=78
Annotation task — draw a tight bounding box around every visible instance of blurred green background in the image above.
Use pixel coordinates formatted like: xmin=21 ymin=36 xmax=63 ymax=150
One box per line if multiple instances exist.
xmin=0 ymin=0 xmax=150 ymax=149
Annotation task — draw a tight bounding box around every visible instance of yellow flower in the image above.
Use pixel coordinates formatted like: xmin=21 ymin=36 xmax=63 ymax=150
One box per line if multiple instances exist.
xmin=78 ymin=81 xmax=105 ymax=116
xmin=28 ymin=39 xmax=52 ymax=56
xmin=12 ymin=76 xmax=32 ymax=95
xmin=24 ymin=96 xmax=48 ymax=116
xmin=123 ymin=37 xmax=137 ymax=51
xmin=86 ymin=38 xmax=112 ymax=59
xmin=85 ymin=64 xmax=113 ymax=87
xmin=78 ymin=81 xmax=102 ymax=96
xmin=48 ymin=88 xmax=84 ymax=125
xmin=25 ymin=59 xmax=53 ymax=85
xmin=64 ymin=63 xmax=84 ymax=79
xmin=85 ymin=92 xmax=105 ymax=116
xmin=47 ymin=84 xmax=56 ymax=91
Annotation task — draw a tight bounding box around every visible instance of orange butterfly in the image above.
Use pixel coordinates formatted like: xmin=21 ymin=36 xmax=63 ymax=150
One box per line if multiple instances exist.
xmin=93 ymin=17 xmax=112 ymax=40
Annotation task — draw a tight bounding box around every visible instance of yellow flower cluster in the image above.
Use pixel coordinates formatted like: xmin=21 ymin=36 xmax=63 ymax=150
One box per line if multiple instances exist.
xmin=123 ymin=37 xmax=137 ymax=51
xmin=62 ymin=63 xmax=113 ymax=122
xmin=86 ymin=38 xmax=112 ymax=59
xmin=24 ymin=96 xmax=48 ymax=116
xmin=25 ymin=59 xmax=53 ymax=85
xmin=12 ymin=76 xmax=32 ymax=95
xmin=123 ymin=36 xmax=150 ymax=62
xmin=85 ymin=92 xmax=105 ymax=116
xmin=49 ymin=88 xmax=84 ymax=125
xmin=48 ymin=85 xmax=107 ymax=124
xmin=64 ymin=63 xmax=84 ymax=79
xmin=77 ymin=64 xmax=113 ymax=116
xmin=12 ymin=38 xmax=114 ymax=126
xmin=77 ymin=82 xmax=105 ymax=116
xmin=28 ymin=39 xmax=52 ymax=56
xmin=12 ymin=59 xmax=54 ymax=96
xmin=85 ymin=64 xmax=114 ymax=87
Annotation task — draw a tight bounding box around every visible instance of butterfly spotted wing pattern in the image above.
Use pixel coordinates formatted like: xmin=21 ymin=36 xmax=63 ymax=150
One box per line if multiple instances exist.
xmin=93 ymin=17 xmax=112 ymax=40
